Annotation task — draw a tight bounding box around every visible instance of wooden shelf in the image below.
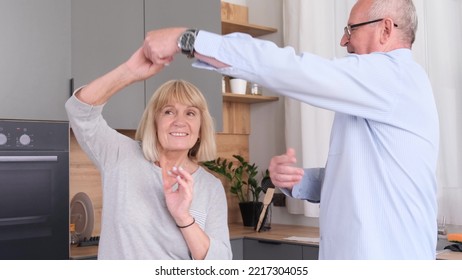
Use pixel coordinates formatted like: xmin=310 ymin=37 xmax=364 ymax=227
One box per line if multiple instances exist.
xmin=221 ymin=19 xmax=277 ymax=37
xmin=223 ymin=93 xmax=279 ymax=104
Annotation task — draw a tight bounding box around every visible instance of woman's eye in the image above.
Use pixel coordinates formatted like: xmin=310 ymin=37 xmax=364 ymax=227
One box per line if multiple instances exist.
xmin=163 ymin=109 xmax=174 ymax=115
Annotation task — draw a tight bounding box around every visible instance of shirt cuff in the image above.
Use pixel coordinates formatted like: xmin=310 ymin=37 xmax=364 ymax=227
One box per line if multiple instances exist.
xmin=195 ymin=30 xmax=222 ymax=60
xmin=279 ymin=187 xmax=294 ymax=197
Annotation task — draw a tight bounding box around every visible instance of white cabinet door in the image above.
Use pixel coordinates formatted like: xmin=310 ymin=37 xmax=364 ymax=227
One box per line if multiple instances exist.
xmin=71 ymin=0 xmax=145 ymax=129
xmin=144 ymin=0 xmax=223 ymax=132
xmin=0 ymin=0 xmax=71 ymax=121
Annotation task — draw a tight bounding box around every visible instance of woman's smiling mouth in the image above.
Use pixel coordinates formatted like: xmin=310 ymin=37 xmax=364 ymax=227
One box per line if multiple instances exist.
xmin=170 ymin=132 xmax=189 ymax=137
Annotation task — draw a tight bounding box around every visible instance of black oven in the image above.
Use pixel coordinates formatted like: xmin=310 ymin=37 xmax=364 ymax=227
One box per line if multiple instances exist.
xmin=0 ymin=119 xmax=69 ymax=259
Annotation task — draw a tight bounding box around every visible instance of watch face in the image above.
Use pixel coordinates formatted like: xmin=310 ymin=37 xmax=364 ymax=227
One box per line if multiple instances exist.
xmin=180 ymin=31 xmax=196 ymax=55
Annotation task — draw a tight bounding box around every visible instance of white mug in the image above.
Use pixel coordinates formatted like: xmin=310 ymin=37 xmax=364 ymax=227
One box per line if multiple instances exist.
xmin=230 ymin=78 xmax=247 ymax=95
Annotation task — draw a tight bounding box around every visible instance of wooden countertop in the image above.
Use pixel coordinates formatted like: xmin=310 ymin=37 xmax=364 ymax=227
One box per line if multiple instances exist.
xmin=70 ymin=244 xmax=98 ymax=260
xmin=70 ymin=223 xmax=462 ymax=260
xmin=229 ymin=223 xmax=320 ymax=246
xmin=436 ymin=250 xmax=462 ymax=260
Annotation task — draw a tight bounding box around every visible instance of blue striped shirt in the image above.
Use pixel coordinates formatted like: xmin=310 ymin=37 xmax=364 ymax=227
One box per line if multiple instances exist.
xmin=194 ymin=31 xmax=439 ymax=259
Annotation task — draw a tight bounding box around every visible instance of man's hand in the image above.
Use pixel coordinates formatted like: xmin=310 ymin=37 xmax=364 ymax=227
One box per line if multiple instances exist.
xmin=143 ymin=27 xmax=186 ymax=65
xmin=269 ymin=148 xmax=304 ymax=189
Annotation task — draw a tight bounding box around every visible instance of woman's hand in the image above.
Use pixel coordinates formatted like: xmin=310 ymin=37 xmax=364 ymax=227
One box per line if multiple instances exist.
xmin=163 ymin=165 xmax=211 ymax=260
xmin=124 ymin=47 xmax=165 ymax=83
xmin=143 ymin=27 xmax=186 ymax=65
xmin=163 ymin=166 xmax=194 ymax=226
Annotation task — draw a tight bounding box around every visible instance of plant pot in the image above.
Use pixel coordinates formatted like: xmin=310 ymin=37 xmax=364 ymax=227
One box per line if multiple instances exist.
xmin=239 ymin=201 xmax=263 ymax=227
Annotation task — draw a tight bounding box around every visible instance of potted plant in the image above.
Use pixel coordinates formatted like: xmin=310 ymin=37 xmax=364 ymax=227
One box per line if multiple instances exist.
xmin=203 ymin=155 xmax=267 ymax=227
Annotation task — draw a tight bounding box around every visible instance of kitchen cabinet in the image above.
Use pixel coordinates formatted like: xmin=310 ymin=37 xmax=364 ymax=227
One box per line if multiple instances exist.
xmin=144 ymin=0 xmax=222 ymax=131
xmin=302 ymin=245 xmax=319 ymax=260
xmin=244 ymin=238 xmax=304 ymax=260
xmin=71 ymin=0 xmax=145 ymax=129
xmin=0 ymin=0 xmax=71 ymax=121
xmin=230 ymin=238 xmax=319 ymax=260
xmin=71 ymin=0 xmax=223 ymax=130
xmin=228 ymin=223 xmax=319 ymax=260
xmin=230 ymin=238 xmax=244 ymax=260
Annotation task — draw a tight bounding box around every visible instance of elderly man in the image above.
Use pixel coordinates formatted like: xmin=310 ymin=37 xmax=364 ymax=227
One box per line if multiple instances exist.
xmin=143 ymin=0 xmax=438 ymax=260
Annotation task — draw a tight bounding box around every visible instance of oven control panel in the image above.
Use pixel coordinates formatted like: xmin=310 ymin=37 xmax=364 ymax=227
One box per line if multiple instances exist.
xmin=0 ymin=125 xmax=35 ymax=148
xmin=0 ymin=119 xmax=69 ymax=151
xmin=0 ymin=132 xmax=32 ymax=147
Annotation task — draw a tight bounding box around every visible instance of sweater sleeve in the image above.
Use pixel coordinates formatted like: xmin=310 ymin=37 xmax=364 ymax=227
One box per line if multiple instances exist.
xmin=64 ymin=93 xmax=125 ymax=170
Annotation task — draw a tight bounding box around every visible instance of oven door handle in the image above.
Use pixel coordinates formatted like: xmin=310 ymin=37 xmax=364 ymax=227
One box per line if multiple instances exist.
xmin=0 ymin=216 xmax=48 ymax=226
xmin=0 ymin=155 xmax=58 ymax=162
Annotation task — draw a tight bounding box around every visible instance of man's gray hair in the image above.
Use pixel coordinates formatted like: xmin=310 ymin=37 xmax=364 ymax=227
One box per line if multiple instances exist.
xmin=369 ymin=0 xmax=418 ymax=45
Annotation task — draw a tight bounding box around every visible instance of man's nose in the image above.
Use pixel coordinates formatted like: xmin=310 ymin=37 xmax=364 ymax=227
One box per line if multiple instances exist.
xmin=340 ymin=34 xmax=349 ymax=47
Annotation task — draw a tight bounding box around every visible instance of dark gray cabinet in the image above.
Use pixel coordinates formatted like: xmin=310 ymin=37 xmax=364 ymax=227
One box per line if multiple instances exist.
xmin=302 ymin=244 xmax=319 ymax=260
xmin=231 ymin=238 xmax=319 ymax=260
xmin=0 ymin=0 xmax=71 ymax=121
xmin=230 ymin=238 xmax=244 ymax=260
xmin=244 ymin=239 xmax=304 ymax=260
xmin=71 ymin=0 xmax=145 ymax=129
xmin=2 ymin=1 xmax=222 ymax=128
xmin=71 ymin=0 xmax=223 ymax=130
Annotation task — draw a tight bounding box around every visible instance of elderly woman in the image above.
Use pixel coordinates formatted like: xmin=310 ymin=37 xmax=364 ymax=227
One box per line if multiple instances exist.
xmin=65 ymin=47 xmax=232 ymax=260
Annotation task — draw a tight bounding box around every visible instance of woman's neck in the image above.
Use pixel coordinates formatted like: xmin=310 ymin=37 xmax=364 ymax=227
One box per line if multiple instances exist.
xmin=156 ymin=153 xmax=198 ymax=174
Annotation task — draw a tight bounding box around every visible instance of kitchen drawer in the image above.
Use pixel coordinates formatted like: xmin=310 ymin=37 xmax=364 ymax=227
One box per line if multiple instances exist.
xmin=302 ymin=245 xmax=319 ymax=260
xmin=243 ymin=238 xmax=303 ymax=260
xmin=231 ymin=238 xmax=244 ymax=260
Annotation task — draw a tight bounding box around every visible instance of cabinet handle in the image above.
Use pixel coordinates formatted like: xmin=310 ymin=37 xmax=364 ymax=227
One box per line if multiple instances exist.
xmin=258 ymin=240 xmax=282 ymax=245
xmin=69 ymin=78 xmax=74 ymax=97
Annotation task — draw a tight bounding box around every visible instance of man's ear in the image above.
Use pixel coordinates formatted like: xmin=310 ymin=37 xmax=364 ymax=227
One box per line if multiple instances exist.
xmin=380 ymin=18 xmax=395 ymax=44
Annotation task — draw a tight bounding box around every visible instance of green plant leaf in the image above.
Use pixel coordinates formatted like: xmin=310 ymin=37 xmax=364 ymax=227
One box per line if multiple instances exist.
xmin=202 ymin=155 xmax=264 ymax=203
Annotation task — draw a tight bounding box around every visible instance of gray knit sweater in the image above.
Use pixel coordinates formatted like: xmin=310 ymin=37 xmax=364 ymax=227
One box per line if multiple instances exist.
xmin=66 ymin=95 xmax=232 ymax=260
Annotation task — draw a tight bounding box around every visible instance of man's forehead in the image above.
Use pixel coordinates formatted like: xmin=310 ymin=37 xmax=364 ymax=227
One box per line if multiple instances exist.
xmin=349 ymin=0 xmax=370 ymax=22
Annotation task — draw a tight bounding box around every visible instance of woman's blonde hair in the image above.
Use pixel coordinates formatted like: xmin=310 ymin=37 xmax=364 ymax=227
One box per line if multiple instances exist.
xmin=135 ymin=80 xmax=216 ymax=162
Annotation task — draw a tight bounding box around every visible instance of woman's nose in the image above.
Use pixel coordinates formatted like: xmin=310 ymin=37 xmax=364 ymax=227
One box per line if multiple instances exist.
xmin=173 ymin=119 xmax=185 ymax=126
xmin=173 ymin=115 xmax=186 ymax=126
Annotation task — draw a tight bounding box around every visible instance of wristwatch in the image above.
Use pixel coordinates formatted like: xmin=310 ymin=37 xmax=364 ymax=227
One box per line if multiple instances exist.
xmin=177 ymin=28 xmax=199 ymax=58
